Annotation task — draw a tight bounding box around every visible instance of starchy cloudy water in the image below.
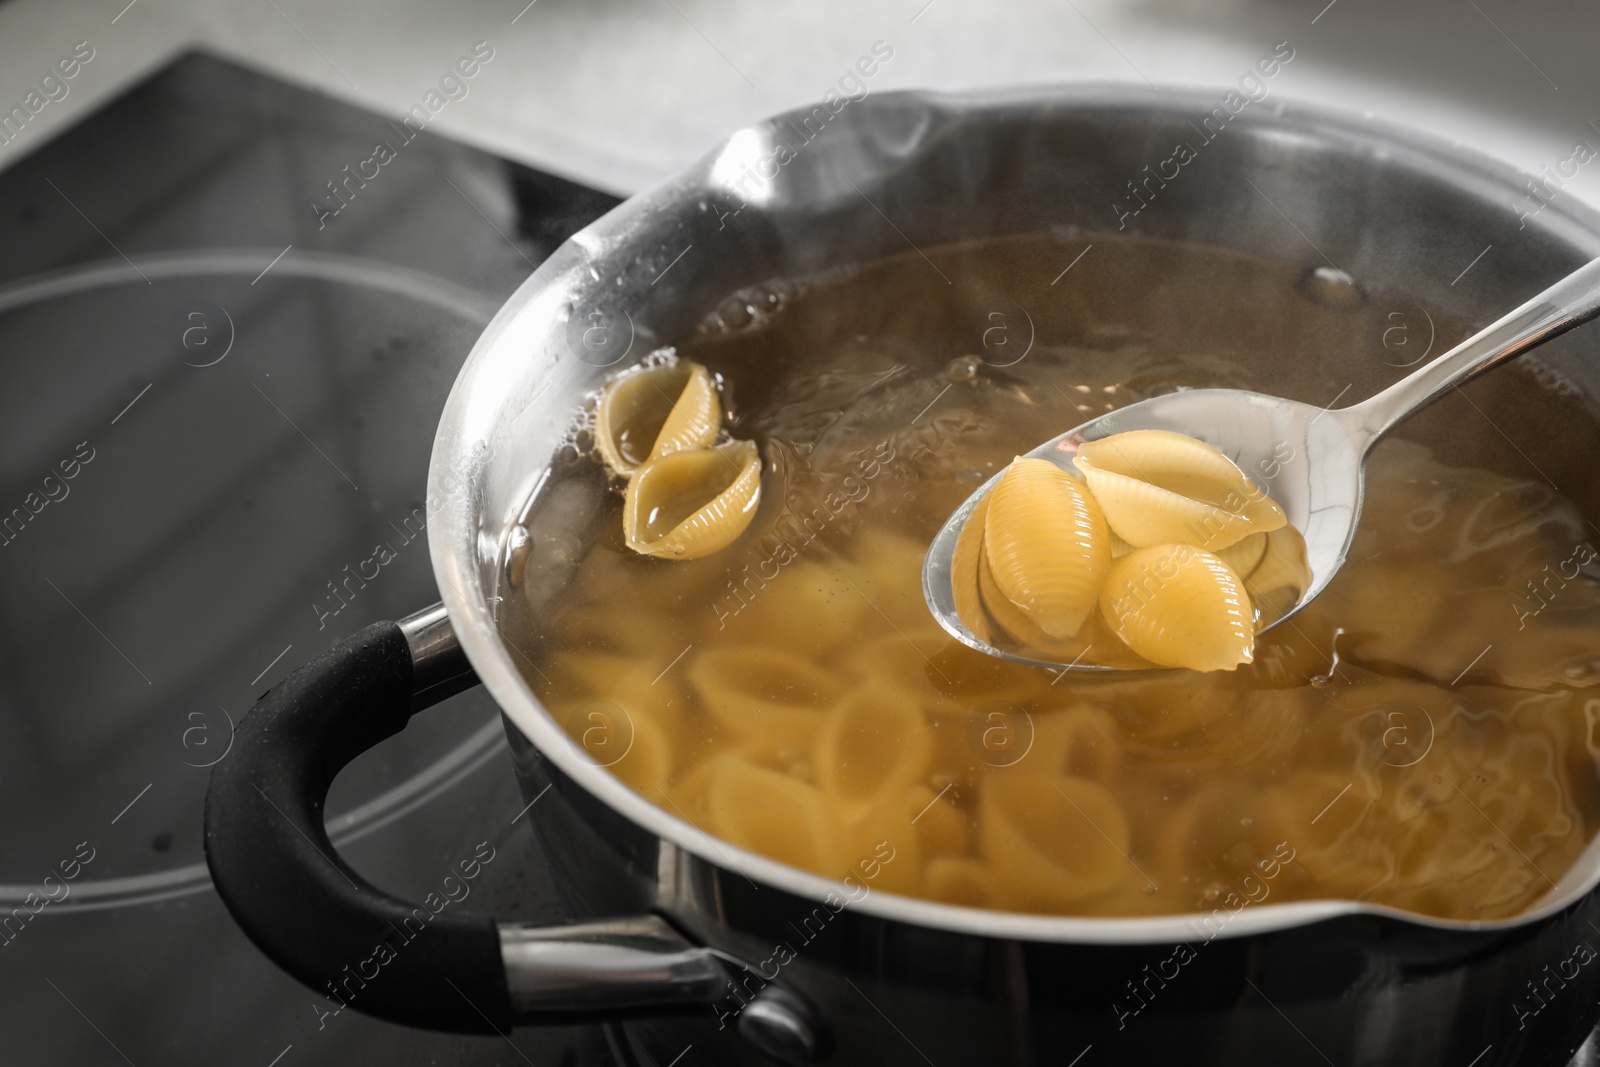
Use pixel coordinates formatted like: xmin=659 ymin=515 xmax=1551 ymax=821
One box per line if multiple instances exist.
xmin=501 ymin=234 xmax=1600 ymax=920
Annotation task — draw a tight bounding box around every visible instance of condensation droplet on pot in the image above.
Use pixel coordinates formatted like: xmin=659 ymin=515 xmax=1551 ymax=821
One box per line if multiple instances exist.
xmin=506 ymin=525 xmax=532 ymax=588
xmin=1240 ymin=816 xmax=1254 ymax=827
xmin=1299 ymin=265 xmax=1367 ymax=310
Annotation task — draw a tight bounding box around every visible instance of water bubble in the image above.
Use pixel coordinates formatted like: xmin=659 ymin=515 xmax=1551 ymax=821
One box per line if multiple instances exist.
xmin=1299 ymin=265 xmax=1366 ymax=310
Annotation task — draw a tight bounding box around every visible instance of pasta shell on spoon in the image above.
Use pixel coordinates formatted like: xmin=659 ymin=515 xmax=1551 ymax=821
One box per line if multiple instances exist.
xmin=596 ymin=359 xmax=721 ymax=478
xmin=1237 ymin=523 xmax=1313 ymax=628
xmin=950 ymin=490 xmax=997 ymax=647
xmin=1098 ymin=543 xmax=1255 ymax=671
xmin=623 ymin=439 xmax=762 ymax=560
xmin=1075 ymin=430 xmax=1285 ymax=551
xmin=983 ymin=457 xmax=1111 ymax=639
xmin=1214 ymin=531 xmax=1268 ymax=577
xmin=978 ymin=538 xmax=1151 ymax=669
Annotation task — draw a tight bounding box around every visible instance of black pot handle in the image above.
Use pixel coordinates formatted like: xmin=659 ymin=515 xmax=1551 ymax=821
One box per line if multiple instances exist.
xmin=203 ymin=605 xmax=825 ymax=1057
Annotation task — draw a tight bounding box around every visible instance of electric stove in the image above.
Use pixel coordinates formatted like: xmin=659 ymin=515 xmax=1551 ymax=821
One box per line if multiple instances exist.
xmin=0 ymin=50 xmax=625 ymax=1066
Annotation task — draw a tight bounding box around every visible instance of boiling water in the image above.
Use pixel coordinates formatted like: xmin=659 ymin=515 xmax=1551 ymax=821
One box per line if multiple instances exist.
xmin=499 ymin=234 xmax=1600 ymax=920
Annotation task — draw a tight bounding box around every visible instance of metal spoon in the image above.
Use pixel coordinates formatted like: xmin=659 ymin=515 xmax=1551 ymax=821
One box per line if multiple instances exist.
xmin=923 ymin=256 xmax=1600 ymax=672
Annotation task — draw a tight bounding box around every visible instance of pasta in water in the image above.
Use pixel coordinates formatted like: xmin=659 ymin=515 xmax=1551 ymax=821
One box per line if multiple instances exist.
xmin=503 ymin=234 xmax=1600 ymax=922
xmin=623 ymin=439 xmax=763 ymax=560
xmin=595 ymin=359 xmax=721 ymax=477
xmin=595 ymin=356 xmax=765 ymax=560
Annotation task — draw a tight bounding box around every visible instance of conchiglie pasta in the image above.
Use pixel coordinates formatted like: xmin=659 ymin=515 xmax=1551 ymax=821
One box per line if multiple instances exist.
xmin=1022 ymin=706 xmax=1126 ymax=784
xmin=1239 ymin=523 xmax=1313 ymax=626
xmin=1100 ymin=544 xmax=1255 ymax=672
xmin=603 ymin=712 xmax=674 ymax=795
xmin=977 ymin=539 xmax=1080 ymax=657
xmin=959 ymin=430 xmax=1299 ymax=669
xmin=983 ymin=457 xmax=1110 ymax=638
xmin=624 ymin=440 xmax=762 ymax=559
xmin=1077 ymin=464 xmax=1260 ymax=551
xmin=949 ymin=490 xmax=996 ymax=646
xmin=648 ymin=363 xmax=722 ymax=463
xmin=687 ymin=646 xmax=842 ymax=745
xmin=980 ymin=774 xmax=1134 ymax=907
xmin=844 ymin=791 xmax=923 ymax=896
xmin=1214 ymin=531 xmax=1267 ymax=579
xmin=845 ymin=634 xmax=949 ymax=697
xmin=595 ymin=359 xmax=721 ymax=477
xmin=1076 ymin=430 xmax=1286 ymax=538
xmin=813 ymin=683 xmax=933 ymax=815
xmin=907 ymin=784 xmax=971 ymax=858
xmin=924 ymin=858 xmax=999 ymax=908
xmin=704 ymin=756 xmax=847 ymax=877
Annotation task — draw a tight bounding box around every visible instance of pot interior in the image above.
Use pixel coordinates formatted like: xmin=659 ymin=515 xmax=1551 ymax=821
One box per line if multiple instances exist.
xmin=431 ymin=86 xmax=1600 ymax=941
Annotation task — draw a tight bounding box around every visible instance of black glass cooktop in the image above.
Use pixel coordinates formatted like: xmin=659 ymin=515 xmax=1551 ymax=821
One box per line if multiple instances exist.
xmin=0 ymin=50 xmax=623 ymax=1065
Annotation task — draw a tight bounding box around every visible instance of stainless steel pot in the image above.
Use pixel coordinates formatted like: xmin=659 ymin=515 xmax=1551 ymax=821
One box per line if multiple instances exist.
xmin=203 ymin=86 xmax=1600 ymax=1066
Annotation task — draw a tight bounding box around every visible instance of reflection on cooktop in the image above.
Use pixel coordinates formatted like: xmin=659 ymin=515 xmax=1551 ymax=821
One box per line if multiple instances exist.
xmin=0 ymin=50 xmax=619 ymax=1065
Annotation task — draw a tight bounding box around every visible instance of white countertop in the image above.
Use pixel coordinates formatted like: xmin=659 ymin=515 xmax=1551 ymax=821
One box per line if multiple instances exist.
xmin=3 ymin=0 xmax=1598 ymax=206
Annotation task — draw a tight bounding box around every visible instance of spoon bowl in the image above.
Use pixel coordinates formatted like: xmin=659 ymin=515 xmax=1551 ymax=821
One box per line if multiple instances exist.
xmin=925 ymin=255 xmax=1600 ymax=672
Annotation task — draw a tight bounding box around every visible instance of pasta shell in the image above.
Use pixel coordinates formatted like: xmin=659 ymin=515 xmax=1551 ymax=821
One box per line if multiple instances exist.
xmin=843 ymin=635 xmax=948 ymax=697
xmin=605 ymin=713 xmax=672 ymax=795
xmin=950 ymin=491 xmax=997 ymax=645
xmin=813 ymin=683 xmax=932 ymax=816
xmin=623 ymin=440 xmax=761 ymax=560
xmin=596 ymin=360 xmax=721 ymax=477
xmin=983 ymin=458 xmax=1110 ymax=638
xmin=1214 ymin=532 xmax=1268 ymax=577
xmin=686 ymin=646 xmax=842 ymax=746
xmin=1076 ymin=430 xmax=1284 ymax=551
xmin=1099 ymin=544 xmax=1255 ymax=671
xmin=648 ymin=362 xmax=721 ymax=462
xmin=845 ymin=792 xmax=923 ymax=896
xmin=704 ymin=755 xmax=847 ymax=877
xmin=1240 ymin=524 xmax=1312 ymax=627
xmin=1077 ymin=430 xmax=1286 ymax=529
xmin=1021 ymin=706 xmax=1126 ymax=784
xmin=924 ymin=858 xmax=999 ymax=908
xmin=1108 ymin=528 xmax=1138 ymax=558
xmin=1078 ymin=465 xmax=1257 ymax=551
xmin=978 ymin=538 xmax=1072 ymax=655
xmin=979 ymin=774 xmax=1133 ymax=906
xmin=907 ymin=784 xmax=970 ymax=858
xmin=976 ymin=538 xmax=1150 ymax=668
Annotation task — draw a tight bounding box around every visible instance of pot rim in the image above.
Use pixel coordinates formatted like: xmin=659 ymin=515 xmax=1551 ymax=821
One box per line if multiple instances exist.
xmin=430 ymin=82 xmax=1600 ymax=946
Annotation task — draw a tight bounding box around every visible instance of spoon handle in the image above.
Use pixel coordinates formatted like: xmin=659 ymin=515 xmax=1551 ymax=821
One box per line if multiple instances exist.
xmin=1341 ymin=255 xmax=1600 ymax=447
